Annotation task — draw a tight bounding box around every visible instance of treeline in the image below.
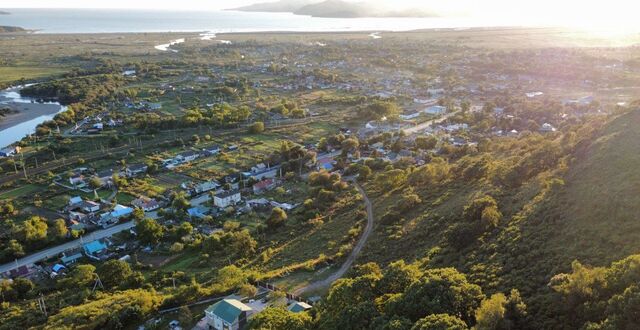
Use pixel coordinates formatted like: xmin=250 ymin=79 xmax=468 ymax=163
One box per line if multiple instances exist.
xmin=249 ymin=261 xmax=528 ymax=330
xmin=20 ymin=74 xmax=125 ymax=105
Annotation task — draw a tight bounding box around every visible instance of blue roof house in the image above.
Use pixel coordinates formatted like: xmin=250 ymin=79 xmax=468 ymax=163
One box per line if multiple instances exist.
xmin=83 ymin=240 xmax=107 ymax=256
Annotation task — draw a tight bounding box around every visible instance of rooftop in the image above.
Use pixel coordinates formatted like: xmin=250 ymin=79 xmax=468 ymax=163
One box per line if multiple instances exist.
xmin=206 ymin=299 xmax=252 ymax=324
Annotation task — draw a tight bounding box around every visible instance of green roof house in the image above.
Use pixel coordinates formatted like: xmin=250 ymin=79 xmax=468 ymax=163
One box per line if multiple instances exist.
xmin=205 ymin=299 xmax=253 ymax=330
xmin=288 ymin=301 xmax=312 ymax=313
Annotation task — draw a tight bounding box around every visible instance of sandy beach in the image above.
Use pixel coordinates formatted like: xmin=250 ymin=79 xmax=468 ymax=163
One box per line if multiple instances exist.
xmin=0 ymin=102 xmax=62 ymax=131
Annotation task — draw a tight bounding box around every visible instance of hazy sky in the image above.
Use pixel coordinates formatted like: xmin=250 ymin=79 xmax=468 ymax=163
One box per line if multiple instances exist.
xmin=2 ymin=0 xmax=638 ymax=30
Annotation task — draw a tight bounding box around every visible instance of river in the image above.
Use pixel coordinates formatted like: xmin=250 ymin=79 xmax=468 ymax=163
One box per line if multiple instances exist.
xmin=0 ymin=86 xmax=66 ymax=149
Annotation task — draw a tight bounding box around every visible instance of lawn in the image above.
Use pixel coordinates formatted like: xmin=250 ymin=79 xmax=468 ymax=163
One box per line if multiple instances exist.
xmin=0 ymin=184 xmax=44 ymax=199
xmin=0 ymin=66 xmax=67 ymax=84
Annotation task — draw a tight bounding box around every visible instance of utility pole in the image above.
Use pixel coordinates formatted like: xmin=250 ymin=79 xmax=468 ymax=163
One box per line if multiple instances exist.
xmin=20 ymin=153 xmax=28 ymax=180
xmin=91 ymin=273 xmax=104 ymax=294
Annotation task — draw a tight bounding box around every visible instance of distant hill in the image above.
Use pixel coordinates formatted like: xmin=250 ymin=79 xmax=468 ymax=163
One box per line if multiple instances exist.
xmin=233 ymin=0 xmax=438 ymax=18
xmin=0 ymin=26 xmax=26 ymax=33
xmin=0 ymin=11 xmax=10 ymax=15
xmin=232 ymin=0 xmax=321 ymax=13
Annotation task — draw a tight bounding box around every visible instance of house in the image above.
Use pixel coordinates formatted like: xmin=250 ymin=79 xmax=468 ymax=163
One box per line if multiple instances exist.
xmin=176 ymin=150 xmax=200 ymax=163
xmin=98 ymin=204 xmax=133 ymax=228
xmin=69 ymin=174 xmax=86 ymax=187
xmin=214 ymin=190 xmax=241 ymax=208
xmin=61 ymin=253 xmax=83 ymax=265
xmin=187 ymin=206 xmax=209 ymax=219
xmin=205 ymin=299 xmax=253 ymax=330
xmin=253 ymin=178 xmax=277 ymax=194
xmin=423 ymin=105 xmax=447 ymax=115
xmin=194 ymin=181 xmax=220 ymax=194
xmin=83 ymin=240 xmax=108 ymax=257
xmin=540 ymin=123 xmax=557 ymax=132
xmin=131 ymin=197 xmax=160 ymax=212
xmin=317 ymin=157 xmax=335 ymax=171
xmin=95 ymin=169 xmax=115 ymax=186
xmin=69 ymin=196 xmax=83 ymax=206
xmin=125 ymin=164 xmax=148 ymax=177
xmin=288 ymin=301 xmax=312 ymax=313
xmin=399 ymin=112 xmax=421 ymax=120
xmin=111 ymin=204 xmax=134 ymax=218
xmin=203 ymin=145 xmax=221 ymax=156
xmin=80 ymin=200 xmax=101 ymax=213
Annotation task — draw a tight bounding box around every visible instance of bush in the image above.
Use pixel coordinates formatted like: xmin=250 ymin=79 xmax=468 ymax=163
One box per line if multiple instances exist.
xmin=249 ymin=121 xmax=265 ymax=134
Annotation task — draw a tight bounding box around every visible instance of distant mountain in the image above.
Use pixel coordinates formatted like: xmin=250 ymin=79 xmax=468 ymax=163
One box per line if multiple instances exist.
xmin=0 ymin=11 xmax=11 ymax=15
xmin=233 ymin=0 xmax=438 ymax=18
xmin=0 ymin=26 xmax=26 ymax=33
xmin=232 ymin=0 xmax=321 ymax=13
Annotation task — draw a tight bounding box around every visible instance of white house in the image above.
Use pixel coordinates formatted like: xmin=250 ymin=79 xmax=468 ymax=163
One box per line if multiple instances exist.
xmin=205 ymin=299 xmax=252 ymax=330
xmin=80 ymin=201 xmax=101 ymax=213
xmin=423 ymin=105 xmax=447 ymax=115
xmin=214 ymin=190 xmax=241 ymax=208
xmin=175 ymin=150 xmax=200 ymax=163
xmin=125 ymin=164 xmax=148 ymax=177
xmin=399 ymin=112 xmax=421 ymax=120
xmin=540 ymin=123 xmax=557 ymax=132
xmin=131 ymin=197 xmax=160 ymax=212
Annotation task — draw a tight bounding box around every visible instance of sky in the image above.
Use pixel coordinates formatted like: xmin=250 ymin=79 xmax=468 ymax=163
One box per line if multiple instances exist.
xmin=2 ymin=0 xmax=639 ymax=31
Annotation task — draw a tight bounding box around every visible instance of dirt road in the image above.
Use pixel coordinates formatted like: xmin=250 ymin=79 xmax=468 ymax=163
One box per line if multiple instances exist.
xmin=295 ymin=182 xmax=374 ymax=295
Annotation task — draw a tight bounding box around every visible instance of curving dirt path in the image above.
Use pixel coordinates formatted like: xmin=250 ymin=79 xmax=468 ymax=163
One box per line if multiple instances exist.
xmin=295 ymin=181 xmax=374 ymax=295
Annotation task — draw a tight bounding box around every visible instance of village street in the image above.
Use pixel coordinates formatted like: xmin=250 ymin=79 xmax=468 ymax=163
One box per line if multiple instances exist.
xmin=0 ymin=220 xmax=138 ymax=273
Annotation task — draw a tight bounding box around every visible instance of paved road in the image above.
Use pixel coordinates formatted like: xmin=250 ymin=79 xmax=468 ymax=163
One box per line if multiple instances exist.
xmin=0 ymin=220 xmax=136 ymax=274
xmin=295 ymin=181 xmax=374 ymax=295
xmin=402 ymin=110 xmax=460 ymax=135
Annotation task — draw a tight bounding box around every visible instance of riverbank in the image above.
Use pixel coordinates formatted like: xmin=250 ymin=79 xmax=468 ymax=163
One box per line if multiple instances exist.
xmin=0 ymin=102 xmax=61 ymax=131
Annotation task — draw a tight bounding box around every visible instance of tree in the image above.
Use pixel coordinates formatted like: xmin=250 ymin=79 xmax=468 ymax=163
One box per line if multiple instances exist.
xmin=358 ymin=165 xmax=372 ymax=181
xmin=267 ymin=207 xmax=287 ymax=229
xmin=217 ymin=265 xmax=248 ymax=290
xmin=387 ymin=268 xmax=483 ymax=324
xmin=248 ymin=307 xmax=312 ymax=330
xmin=99 ymin=260 xmax=133 ymax=289
xmin=178 ymin=306 xmax=193 ymax=326
xmin=249 ymin=121 xmax=265 ymax=134
xmin=379 ymin=260 xmax=422 ymax=294
xmin=239 ymin=283 xmax=258 ymax=298
xmin=12 ymin=278 xmax=34 ymax=300
xmin=5 ymin=239 xmax=25 ymax=258
xmin=411 ymin=314 xmax=468 ymax=330
xmin=136 ymin=218 xmax=164 ymax=245
xmin=49 ymin=218 xmax=69 ymax=241
xmin=132 ymin=207 xmax=145 ymax=221
xmin=231 ymin=229 xmax=257 ymax=258
xmin=177 ymin=221 xmax=193 ymax=237
xmin=89 ymin=177 xmax=103 ymax=189
xmin=475 ymin=293 xmax=507 ymax=330
xmin=360 ymin=101 xmax=400 ymax=120
xmin=170 ymin=242 xmax=184 ymax=253
xmin=22 ymin=216 xmax=48 ymax=243
xmin=172 ymin=193 xmax=191 ymax=212
xmin=415 ymin=136 xmax=438 ymax=150
xmin=60 ymin=264 xmax=96 ymax=288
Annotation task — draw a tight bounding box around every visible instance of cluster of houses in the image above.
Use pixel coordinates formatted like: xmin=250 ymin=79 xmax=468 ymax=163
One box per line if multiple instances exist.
xmin=68 ymin=195 xmax=136 ymax=229
xmin=66 ymin=163 xmax=148 ymax=190
xmin=399 ymin=105 xmax=447 ymax=121
xmin=163 ymin=145 xmax=221 ymax=169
